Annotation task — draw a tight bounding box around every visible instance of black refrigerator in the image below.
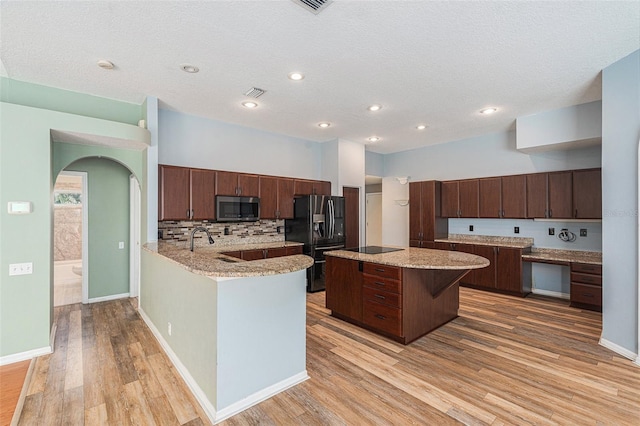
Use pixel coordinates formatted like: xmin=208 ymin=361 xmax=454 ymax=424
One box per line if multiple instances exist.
xmin=285 ymin=195 xmax=346 ymax=292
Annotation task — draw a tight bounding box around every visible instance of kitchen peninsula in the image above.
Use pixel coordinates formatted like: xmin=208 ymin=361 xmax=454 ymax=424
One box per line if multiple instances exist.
xmin=325 ymin=247 xmax=489 ymax=344
xmin=140 ymin=241 xmax=313 ymax=423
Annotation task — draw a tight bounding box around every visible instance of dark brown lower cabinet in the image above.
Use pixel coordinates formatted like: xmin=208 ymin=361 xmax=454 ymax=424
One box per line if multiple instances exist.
xmin=326 ymin=257 xmax=462 ymax=344
xmin=222 ymin=245 xmax=303 ymax=261
xmin=436 ymin=242 xmax=530 ymax=296
xmin=570 ymin=263 xmax=602 ymax=311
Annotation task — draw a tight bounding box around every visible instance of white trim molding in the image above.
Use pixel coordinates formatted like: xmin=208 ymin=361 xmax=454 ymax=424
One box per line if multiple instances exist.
xmin=87 ymin=292 xmax=130 ymax=304
xmin=138 ymin=307 xmax=310 ymax=424
xmin=215 ymin=371 xmax=309 ymax=423
xmin=599 ymin=337 xmax=638 ymax=361
xmin=531 ymin=289 xmax=570 ymax=300
xmin=0 ymin=346 xmax=52 ymax=366
xmin=138 ymin=308 xmax=217 ymax=424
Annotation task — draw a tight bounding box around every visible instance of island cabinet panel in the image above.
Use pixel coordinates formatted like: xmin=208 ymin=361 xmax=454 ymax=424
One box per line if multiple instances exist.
xmin=158 ymin=165 xmax=191 ymax=220
xmin=458 ymin=179 xmax=479 ymax=218
xmin=526 ymin=173 xmax=548 ymax=218
xmin=478 ymin=178 xmax=502 ymax=218
xmin=409 ymin=181 xmax=447 ymax=246
xmin=325 ymin=256 xmax=363 ymax=322
xmin=501 ymin=175 xmax=527 ymax=218
xmin=189 ymin=169 xmax=217 ymax=220
xmin=548 ymin=171 xmax=573 ymax=219
xmin=573 ymin=169 xmax=601 ymax=219
xmin=471 ymin=245 xmax=497 ymax=290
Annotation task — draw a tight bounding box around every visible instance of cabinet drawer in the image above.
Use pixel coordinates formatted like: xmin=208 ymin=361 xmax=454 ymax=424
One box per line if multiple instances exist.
xmin=363 ymin=274 xmax=401 ymax=294
xmin=363 ymin=263 xmax=401 ymax=280
xmin=571 ymin=263 xmax=602 ymax=275
xmin=362 ymin=301 xmax=402 ymax=336
xmin=286 ymin=245 xmax=303 ymax=255
xmin=571 ymin=283 xmax=602 ymax=306
xmin=362 ymin=286 xmax=401 ymax=308
xmin=571 ymin=272 xmax=602 ymax=286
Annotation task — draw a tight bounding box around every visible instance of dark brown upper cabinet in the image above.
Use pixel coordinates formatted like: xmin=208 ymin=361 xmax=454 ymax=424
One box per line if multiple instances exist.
xmin=501 ymin=175 xmax=527 ymax=219
xmin=259 ymin=176 xmax=295 ymax=219
xmin=216 ymin=171 xmax=259 ymax=197
xmin=548 ymin=171 xmax=573 ymax=219
xmin=158 ymin=165 xmax=216 ymax=221
xmin=573 ymin=169 xmax=601 ymax=219
xmin=294 ymin=179 xmax=331 ymax=196
xmin=478 ymin=178 xmax=502 ymax=218
xmin=441 ymin=179 xmax=478 ymax=218
xmin=440 ymin=181 xmax=460 ymax=218
xmin=526 ymin=173 xmax=548 ymax=218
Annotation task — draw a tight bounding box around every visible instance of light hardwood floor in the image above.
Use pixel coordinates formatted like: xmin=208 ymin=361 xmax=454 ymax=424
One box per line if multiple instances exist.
xmin=16 ymin=289 xmax=640 ymax=425
xmin=0 ymin=360 xmax=30 ymax=426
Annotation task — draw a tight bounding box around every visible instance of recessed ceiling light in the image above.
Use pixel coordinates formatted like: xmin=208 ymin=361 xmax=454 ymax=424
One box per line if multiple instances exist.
xmin=97 ymin=59 xmax=114 ymax=70
xmin=181 ymin=64 xmax=199 ymax=73
xmin=416 ymin=124 xmax=428 ymax=130
xmin=480 ymin=107 xmax=497 ymax=115
xmin=288 ymin=72 xmax=305 ymax=81
xmin=242 ymin=101 xmax=258 ymax=108
xmin=368 ymin=136 xmax=381 ymax=142
xmin=318 ymin=122 xmax=331 ymax=128
xmin=368 ymin=104 xmax=382 ymax=112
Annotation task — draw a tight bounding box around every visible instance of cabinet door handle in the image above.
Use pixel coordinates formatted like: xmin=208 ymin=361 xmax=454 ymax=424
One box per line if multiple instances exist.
xmin=374 ymin=294 xmax=386 ymax=300
xmin=549 ymin=209 xmax=553 ymax=218
xmin=575 ymin=209 xmax=578 ymax=218
xmin=375 ymin=268 xmax=385 ymax=272
xmin=186 ymin=209 xmax=190 ymax=219
xmin=374 ymin=314 xmax=386 ymax=320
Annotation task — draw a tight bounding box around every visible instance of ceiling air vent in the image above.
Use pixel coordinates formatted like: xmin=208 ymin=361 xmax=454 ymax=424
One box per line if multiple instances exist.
xmin=292 ymin=0 xmax=333 ymax=15
xmin=244 ymin=87 xmax=266 ymax=98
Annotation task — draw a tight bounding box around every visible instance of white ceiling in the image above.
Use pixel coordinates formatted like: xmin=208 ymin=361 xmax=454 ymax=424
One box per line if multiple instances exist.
xmin=1 ymin=1 xmax=638 ymax=154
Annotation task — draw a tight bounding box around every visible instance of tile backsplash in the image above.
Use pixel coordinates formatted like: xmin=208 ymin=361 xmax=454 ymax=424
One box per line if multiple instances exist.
xmin=159 ymin=219 xmax=285 ymax=247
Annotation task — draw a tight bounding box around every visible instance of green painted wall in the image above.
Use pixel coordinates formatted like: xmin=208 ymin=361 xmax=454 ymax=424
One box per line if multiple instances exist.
xmin=0 ymin=77 xmax=143 ymax=125
xmin=0 ymin=101 xmax=148 ymax=358
xmin=66 ymin=158 xmax=131 ymax=298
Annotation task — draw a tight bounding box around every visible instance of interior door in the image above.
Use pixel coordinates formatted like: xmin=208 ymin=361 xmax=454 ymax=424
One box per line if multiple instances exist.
xmin=366 ymin=193 xmax=382 ymax=246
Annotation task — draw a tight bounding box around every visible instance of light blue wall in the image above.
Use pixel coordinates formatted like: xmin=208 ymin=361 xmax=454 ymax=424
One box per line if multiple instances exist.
xmin=384 ymin=130 xmax=601 ymax=181
xmin=365 ymin=151 xmax=384 ymax=176
xmin=158 ymin=109 xmax=323 ymax=179
xmin=601 ymin=49 xmax=639 ymax=355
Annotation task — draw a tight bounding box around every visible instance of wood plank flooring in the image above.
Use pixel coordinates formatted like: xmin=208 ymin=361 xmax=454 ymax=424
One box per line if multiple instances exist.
xmin=0 ymin=360 xmax=31 ymax=425
xmin=15 ymin=289 xmax=640 ymax=425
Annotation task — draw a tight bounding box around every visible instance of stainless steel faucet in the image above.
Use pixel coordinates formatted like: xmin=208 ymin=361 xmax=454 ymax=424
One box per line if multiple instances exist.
xmin=190 ymin=226 xmax=215 ymax=251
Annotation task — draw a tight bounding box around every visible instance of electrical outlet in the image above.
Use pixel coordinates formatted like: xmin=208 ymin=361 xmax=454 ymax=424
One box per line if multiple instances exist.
xmin=9 ymin=262 xmax=33 ymax=276
xmin=168 ymin=322 xmax=172 ymax=336
xmin=549 ymin=227 xmax=555 ymax=236
xmin=469 ymin=225 xmax=474 ymax=231
xmin=224 ymin=227 xmax=230 ymax=235
xmin=514 ymin=226 xmax=519 ymax=234
xmin=118 ymin=241 xmax=125 ymax=249
xmin=580 ymin=228 xmax=587 ymax=237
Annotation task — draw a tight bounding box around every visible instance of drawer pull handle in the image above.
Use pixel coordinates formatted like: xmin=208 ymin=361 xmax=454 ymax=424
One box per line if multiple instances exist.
xmin=374 ymin=294 xmax=386 ymax=300
xmin=374 ymin=282 xmax=385 ymax=286
xmin=375 ymin=314 xmax=386 ymax=320
xmin=375 ymin=268 xmax=385 ymax=272
xmin=583 ymin=293 xmax=594 ymax=298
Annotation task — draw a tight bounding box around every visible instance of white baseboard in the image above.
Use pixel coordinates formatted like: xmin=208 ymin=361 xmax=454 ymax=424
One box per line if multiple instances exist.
xmin=599 ymin=337 xmax=638 ymax=361
xmin=137 ymin=308 xmax=217 ymax=424
xmin=215 ymin=371 xmax=309 ymax=423
xmin=87 ymin=292 xmax=130 ymax=304
xmin=0 ymin=346 xmax=52 ymax=366
xmin=531 ymin=288 xmax=570 ymax=299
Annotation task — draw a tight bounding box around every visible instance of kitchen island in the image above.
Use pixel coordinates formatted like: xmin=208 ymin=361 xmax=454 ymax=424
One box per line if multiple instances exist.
xmin=325 ymin=247 xmax=489 ymax=344
xmin=141 ymin=242 xmax=313 ymax=423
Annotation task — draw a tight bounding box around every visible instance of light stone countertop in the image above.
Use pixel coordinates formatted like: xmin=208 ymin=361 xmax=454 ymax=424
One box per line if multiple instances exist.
xmin=325 ymin=247 xmax=490 ymax=270
xmin=435 ymin=234 xmax=534 ymax=248
xmin=522 ymin=248 xmax=602 ymax=265
xmin=144 ymin=241 xmax=313 ymax=278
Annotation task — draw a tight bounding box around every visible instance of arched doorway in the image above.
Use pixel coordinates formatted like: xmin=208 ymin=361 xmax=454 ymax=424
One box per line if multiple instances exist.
xmin=53 ymin=156 xmax=141 ymax=304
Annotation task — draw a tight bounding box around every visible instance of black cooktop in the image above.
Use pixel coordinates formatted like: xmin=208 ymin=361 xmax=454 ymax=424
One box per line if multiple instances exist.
xmin=344 ymin=246 xmax=404 ymax=254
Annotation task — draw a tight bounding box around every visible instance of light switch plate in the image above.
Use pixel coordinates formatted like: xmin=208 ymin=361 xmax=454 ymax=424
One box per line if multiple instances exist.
xmin=118 ymin=242 xmax=125 ymax=249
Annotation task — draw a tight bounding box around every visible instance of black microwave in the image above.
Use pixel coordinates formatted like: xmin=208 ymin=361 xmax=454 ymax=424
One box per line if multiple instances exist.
xmin=216 ymin=196 xmax=260 ymax=222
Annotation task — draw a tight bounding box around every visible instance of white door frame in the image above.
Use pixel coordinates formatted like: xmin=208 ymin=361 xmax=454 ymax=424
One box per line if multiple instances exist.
xmin=57 ymin=171 xmax=89 ymax=304
xmin=130 ymin=175 xmax=141 ymax=300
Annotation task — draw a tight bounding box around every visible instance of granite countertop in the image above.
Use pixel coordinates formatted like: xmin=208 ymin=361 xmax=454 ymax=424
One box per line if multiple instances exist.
xmin=144 ymin=241 xmax=313 ymax=278
xmin=326 ymin=247 xmax=490 ymax=270
xmin=522 ymin=248 xmax=602 ymax=265
xmin=434 ymin=234 xmax=534 ymax=249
